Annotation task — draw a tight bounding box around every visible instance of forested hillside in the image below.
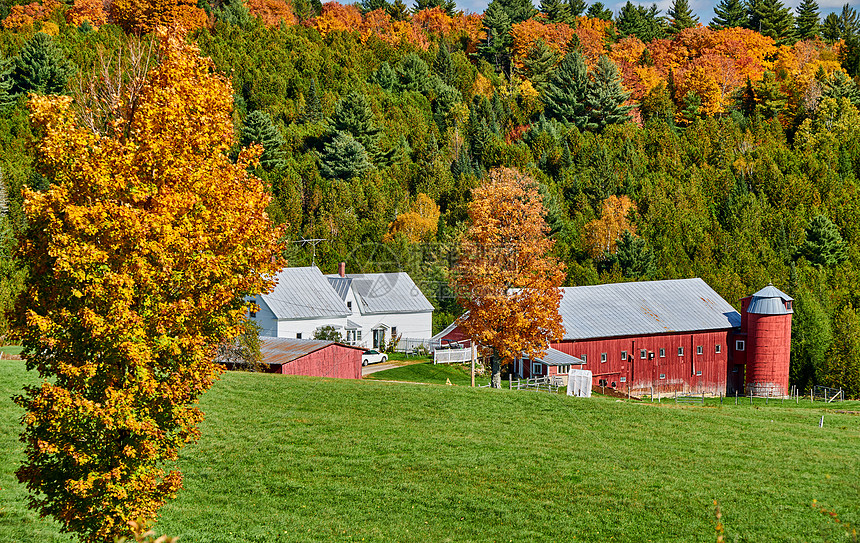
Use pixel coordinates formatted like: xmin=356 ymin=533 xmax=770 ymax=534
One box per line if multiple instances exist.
xmin=1 ymin=0 xmax=860 ymax=394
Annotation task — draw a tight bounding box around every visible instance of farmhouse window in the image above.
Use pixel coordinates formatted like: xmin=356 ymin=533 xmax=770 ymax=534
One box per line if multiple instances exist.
xmin=558 ymin=364 xmax=570 ymax=374
xmin=715 ymin=344 xmax=721 ymax=353
xmin=621 ymin=351 xmax=627 ymax=360
xmin=600 ymin=353 xmax=607 ymax=362
xmin=296 ymin=333 xmax=302 ymax=339
xmin=640 ymin=349 xmax=647 ymax=359
xmin=678 ymin=347 xmax=684 ymax=356
xmin=659 ymin=373 xmax=666 ymax=379
xmin=736 ymin=340 xmax=745 ymax=351
xmin=659 ymin=348 xmax=665 ymax=357
xmin=696 ymin=345 xmax=703 ymax=355
xmin=249 ymin=299 xmax=257 ymax=318
xmin=391 ymin=327 xmax=397 ymax=339
xmin=347 ymin=301 xmax=352 ymax=310
xmin=532 ymin=362 xmax=542 ymax=375
xmin=357 ymin=331 xmax=362 ymax=341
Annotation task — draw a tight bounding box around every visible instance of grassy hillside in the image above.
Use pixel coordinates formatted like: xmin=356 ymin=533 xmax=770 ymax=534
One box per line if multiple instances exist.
xmin=2 ymin=360 xmax=859 ymax=542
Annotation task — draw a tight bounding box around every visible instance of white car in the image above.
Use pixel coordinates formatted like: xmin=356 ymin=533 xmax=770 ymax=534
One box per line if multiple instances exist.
xmin=362 ymin=350 xmax=388 ymax=366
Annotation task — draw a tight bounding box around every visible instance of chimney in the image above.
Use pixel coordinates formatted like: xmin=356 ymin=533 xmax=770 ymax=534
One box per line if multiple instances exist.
xmin=338 ymin=262 xmax=346 ymax=277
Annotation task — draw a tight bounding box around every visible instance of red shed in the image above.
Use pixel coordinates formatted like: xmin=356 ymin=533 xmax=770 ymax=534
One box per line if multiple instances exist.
xmin=260 ymin=338 xmax=365 ymax=379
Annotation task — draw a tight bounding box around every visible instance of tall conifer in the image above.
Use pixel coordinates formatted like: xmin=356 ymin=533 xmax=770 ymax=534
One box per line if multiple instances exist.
xmin=543 ymin=49 xmax=588 ymax=129
xmin=711 ymin=0 xmax=747 ymax=29
xmin=584 ymin=55 xmax=633 ymax=132
xmin=668 ymin=0 xmax=699 ymax=33
xmin=241 ymin=110 xmax=287 ymax=171
xmin=794 ymin=0 xmax=820 ymax=39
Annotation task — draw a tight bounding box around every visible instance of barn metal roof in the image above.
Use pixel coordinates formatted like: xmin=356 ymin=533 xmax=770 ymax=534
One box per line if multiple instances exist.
xmin=338 ymin=273 xmax=435 ymax=315
xmin=327 ymin=276 xmax=353 ymax=300
xmin=558 ymin=278 xmax=741 ymax=341
xmin=537 ymin=348 xmax=585 ymax=366
xmin=259 ymin=338 xmax=364 ymax=365
xmin=262 ymin=267 xmax=350 ymax=320
xmin=747 ymin=284 xmax=793 ymax=315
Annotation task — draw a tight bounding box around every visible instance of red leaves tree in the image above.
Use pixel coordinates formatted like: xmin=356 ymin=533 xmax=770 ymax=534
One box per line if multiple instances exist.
xmin=13 ymin=31 xmax=283 ymax=542
xmin=455 ymin=168 xmax=565 ymax=388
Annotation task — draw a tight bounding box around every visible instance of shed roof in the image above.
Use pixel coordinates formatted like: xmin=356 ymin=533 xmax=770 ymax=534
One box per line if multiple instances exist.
xmin=261 ymin=267 xmax=350 ymax=320
xmin=536 ymin=348 xmax=585 ymax=366
xmin=260 ymin=338 xmax=364 ymax=365
xmin=334 ymin=272 xmax=435 ymax=315
xmin=747 ymin=283 xmax=793 ymax=315
xmin=558 ymin=278 xmax=740 ymax=340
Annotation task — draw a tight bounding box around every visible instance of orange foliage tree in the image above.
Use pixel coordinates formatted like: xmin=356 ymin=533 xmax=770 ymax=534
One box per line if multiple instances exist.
xmin=13 ymin=32 xmax=283 ymax=542
xmin=65 ymin=0 xmax=107 ymax=28
xmin=384 ymin=193 xmax=441 ymax=243
xmin=455 ymin=167 xmax=565 ymax=388
xmin=510 ymin=19 xmax=576 ymax=71
xmin=246 ymin=0 xmax=297 ymax=27
xmin=584 ymin=195 xmax=636 ymax=258
xmin=2 ymin=0 xmax=62 ymax=29
xmin=306 ymin=2 xmax=362 ymax=36
xmin=110 ymin=0 xmax=208 ymax=33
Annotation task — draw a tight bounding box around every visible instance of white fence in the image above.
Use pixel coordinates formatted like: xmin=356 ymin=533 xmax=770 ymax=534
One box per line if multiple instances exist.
xmin=433 ymin=348 xmax=472 ymax=364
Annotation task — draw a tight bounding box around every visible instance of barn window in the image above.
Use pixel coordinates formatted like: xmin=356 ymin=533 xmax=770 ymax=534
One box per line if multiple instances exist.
xmin=696 ymin=345 xmax=703 ymax=355
xmin=600 ymin=352 xmax=607 ymax=362
xmin=620 ymin=376 xmax=626 ymax=383
xmin=715 ymin=344 xmax=721 ymax=353
xmin=599 ymin=378 xmax=608 ymax=387
xmin=786 ymin=300 xmax=793 ymax=310
xmin=621 ymin=351 xmax=627 ymax=360
xmin=640 ymin=349 xmax=647 ymax=359
xmin=581 ymin=354 xmax=587 ymax=362
xmin=659 ymin=373 xmax=666 ymax=379
xmin=296 ymin=333 xmax=302 ymax=339
xmin=696 ymin=371 xmax=702 ymax=376
xmin=532 ymin=362 xmax=542 ymax=375
xmin=736 ymin=340 xmax=745 ymax=351
xmin=678 ymin=347 xmax=684 ymax=356
xmin=559 ymin=364 xmax=569 ymax=374
xmin=659 ymin=348 xmax=665 ymax=358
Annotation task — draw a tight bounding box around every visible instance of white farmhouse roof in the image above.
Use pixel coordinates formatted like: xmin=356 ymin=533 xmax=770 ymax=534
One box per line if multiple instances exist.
xmin=261 ymin=267 xmax=350 ymax=320
xmin=329 ymin=272 xmax=435 ymax=315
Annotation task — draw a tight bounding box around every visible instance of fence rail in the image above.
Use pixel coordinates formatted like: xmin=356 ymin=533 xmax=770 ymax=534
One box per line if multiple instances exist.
xmin=433 ymin=348 xmax=472 ymax=364
xmin=813 ymin=385 xmax=844 ymax=403
xmin=508 ymin=376 xmax=563 ymax=393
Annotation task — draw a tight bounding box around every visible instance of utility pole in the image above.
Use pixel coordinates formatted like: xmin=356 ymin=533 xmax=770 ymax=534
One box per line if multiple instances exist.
xmin=471 ymin=342 xmax=476 ymax=387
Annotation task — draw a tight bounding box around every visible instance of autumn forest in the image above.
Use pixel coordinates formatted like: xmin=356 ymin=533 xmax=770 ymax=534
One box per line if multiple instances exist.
xmin=2 ymin=0 xmax=860 ymax=404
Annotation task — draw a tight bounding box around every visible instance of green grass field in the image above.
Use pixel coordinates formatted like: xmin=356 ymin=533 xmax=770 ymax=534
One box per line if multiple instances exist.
xmin=364 ymin=361 xmax=475 ymax=386
xmin=2 ymin=359 xmax=859 ymax=542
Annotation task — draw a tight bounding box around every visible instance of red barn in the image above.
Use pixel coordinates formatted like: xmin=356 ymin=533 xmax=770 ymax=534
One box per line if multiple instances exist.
xmin=259 ymin=338 xmax=365 ymax=379
xmin=436 ymin=279 xmax=793 ymax=397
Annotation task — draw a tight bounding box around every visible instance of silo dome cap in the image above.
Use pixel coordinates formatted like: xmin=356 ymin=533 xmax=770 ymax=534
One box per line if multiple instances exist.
xmin=748 ymin=283 xmax=793 ymax=315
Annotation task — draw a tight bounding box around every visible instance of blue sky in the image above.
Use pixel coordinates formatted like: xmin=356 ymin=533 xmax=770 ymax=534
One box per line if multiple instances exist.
xmin=454 ymin=0 xmax=852 ymax=24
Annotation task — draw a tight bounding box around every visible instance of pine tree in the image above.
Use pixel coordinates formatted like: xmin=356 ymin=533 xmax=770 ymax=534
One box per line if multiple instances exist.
xmin=300 ymin=79 xmax=323 ymax=123
xmin=754 ymin=70 xmax=787 ymax=118
xmin=521 ymin=39 xmax=559 ymax=94
xmin=433 ymin=45 xmax=454 ymax=86
xmin=540 ymin=0 xmax=573 ymax=23
xmin=373 ymin=61 xmax=398 ymax=92
xmin=798 ymin=215 xmax=848 ymax=268
xmin=543 ymin=49 xmax=589 ymax=129
xmin=821 ymin=70 xmax=860 ymax=107
xmin=569 ymin=0 xmax=586 ymax=17
xmin=839 ymin=3 xmax=858 ymax=37
xmin=616 ymin=1 xmax=645 ymax=39
xmin=480 ymin=0 xmax=514 ymax=73
xmin=822 ymin=13 xmax=840 ymax=42
xmin=756 ymin=0 xmax=795 ymax=42
xmin=587 ymin=1 xmax=613 ymax=20
xmin=584 ymin=55 xmax=633 ymax=133
xmin=794 ymin=0 xmax=820 ymax=39
xmin=329 ymin=91 xmax=382 ymax=162
xmin=361 ymin=0 xmax=390 ymax=13
xmin=824 ymin=304 xmax=860 ymax=397
xmin=497 ymin=0 xmax=537 ymax=24
xmin=241 ymin=110 xmax=287 ymax=171
xmin=711 ymin=0 xmax=747 ymax=29
xmin=0 ymin=54 xmax=14 ymax=109
xmin=387 ymin=0 xmax=408 ymax=20
xmin=11 ymin=32 xmax=76 ymax=98
xmin=397 ymin=53 xmax=431 ymax=92
xmin=668 ymin=0 xmax=699 ymax=33
xmin=746 ymin=0 xmax=764 ymax=31
xmin=611 ymin=230 xmax=655 ymax=278
xmin=413 ymin=0 xmax=457 ymax=16
xmin=318 ymin=132 xmax=372 ymax=180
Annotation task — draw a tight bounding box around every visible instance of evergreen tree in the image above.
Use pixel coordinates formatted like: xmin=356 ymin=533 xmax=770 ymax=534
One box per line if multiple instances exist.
xmin=497 ymin=0 xmax=537 ymax=24
xmin=480 ymin=0 xmax=514 ymax=73
xmin=755 ymin=0 xmax=795 ymax=42
xmin=746 ymin=0 xmax=764 ymax=31
xmin=361 ymin=0 xmax=390 ymax=13
xmin=241 ymin=110 xmax=287 ymax=171
xmin=711 ymin=0 xmax=747 ymax=29
xmin=521 ymin=39 xmax=559 ymax=94
xmin=373 ymin=61 xmax=398 ymax=92
xmin=540 ymin=0 xmax=573 ymax=23
xmin=0 ymin=54 xmax=14 ymax=109
xmin=433 ymin=45 xmax=454 ymax=86
xmin=330 ymin=91 xmax=382 ymax=162
xmin=397 ymin=53 xmax=431 ymax=92
xmin=300 ymin=79 xmax=323 ymax=123
xmin=794 ymin=0 xmax=820 ymax=39
xmin=388 ymin=0 xmax=408 ymax=20
xmin=584 ymin=55 xmax=633 ymax=133
xmin=610 ymin=230 xmax=655 ymax=278
xmin=821 ymin=13 xmax=840 ymax=43
xmin=543 ymin=49 xmax=589 ymax=128
xmin=798 ymin=215 xmax=848 ymax=268
xmin=413 ymin=0 xmax=457 ymax=16
xmin=569 ymin=0 xmax=586 ymax=17
xmin=11 ymin=32 xmax=76 ymax=98
xmin=790 ymin=286 xmax=833 ymax=393
xmin=215 ymin=0 xmax=254 ymax=27
xmin=754 ymin=71 xmax=787 ymax=118
xmin=319 ymin=132 xmax=372 ymax=180
xmin=824 ymin=304 xmax=860 ymax=397
xmin=640 ymin=81 xmax=676 ymax=123
xmin=616 ymin=1 xmax=645 ymax=39
xmin=821 ymin=70 xmax=860 ymax=107
xmin=586 ymin=1 xmax=613 ymax=20
xmin=843 ymin=34 xmax=860 ymax=78
xmin=839 ymin=3 xmax=858 ymax=37
xmin=668 ymin=0 xmax=699 ymax=33
xmin=679 ymin=91 xmax=702 ymax=124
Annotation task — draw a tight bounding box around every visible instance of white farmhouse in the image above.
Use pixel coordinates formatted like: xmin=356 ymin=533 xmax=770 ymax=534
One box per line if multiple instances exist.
xmin=251 ymin=265 xmax=434 ymax=350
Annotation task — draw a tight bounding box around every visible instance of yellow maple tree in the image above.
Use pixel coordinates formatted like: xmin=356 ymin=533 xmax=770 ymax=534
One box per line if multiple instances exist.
xmin=584 ymin=195 xmax=636 ymax=258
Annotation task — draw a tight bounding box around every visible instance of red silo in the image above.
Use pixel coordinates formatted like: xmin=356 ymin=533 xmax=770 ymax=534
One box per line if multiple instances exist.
xmin=743 ymin=284 xmax=793 ymax=396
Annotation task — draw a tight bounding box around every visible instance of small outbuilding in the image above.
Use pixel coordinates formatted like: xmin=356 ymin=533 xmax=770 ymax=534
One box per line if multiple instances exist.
xmin=259 ymin=338 xmax=365 ymax=380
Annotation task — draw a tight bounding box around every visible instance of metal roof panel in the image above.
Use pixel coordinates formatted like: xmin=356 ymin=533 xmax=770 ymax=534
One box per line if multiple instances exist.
xmin=261 ymin=267 xmax=350 ymax=320
xmin=337 ymin=272 xmax=435 ymax=314
xmin=259 ymin=338 xmax=365 ymax=365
